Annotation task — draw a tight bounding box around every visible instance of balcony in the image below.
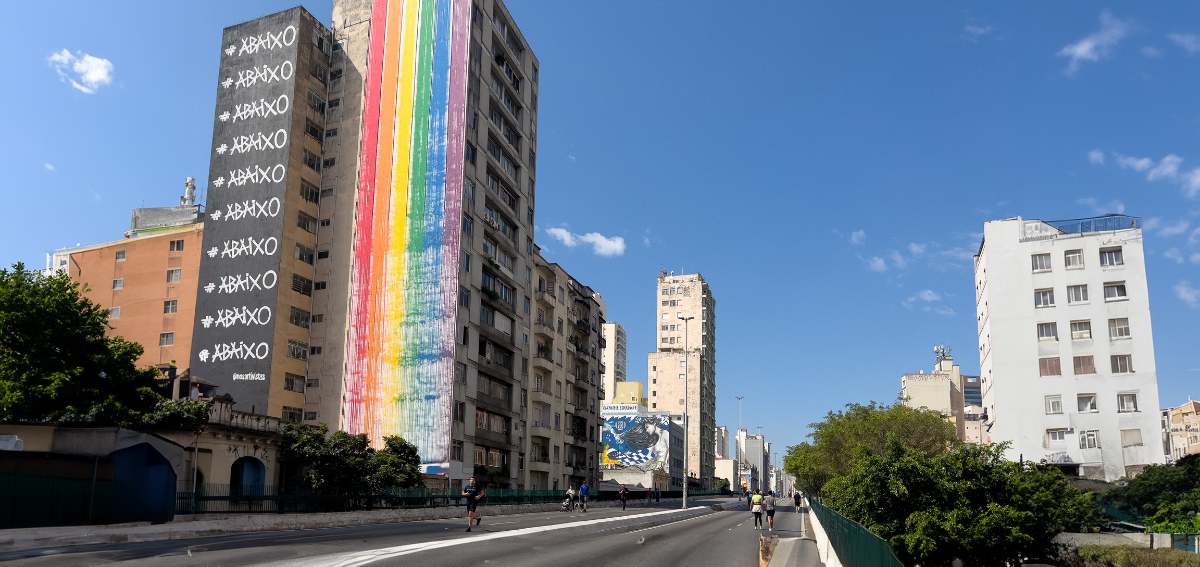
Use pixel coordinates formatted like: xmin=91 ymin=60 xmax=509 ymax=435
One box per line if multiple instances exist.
xmin=473 ymin=428 xmax=511 ymax=447
xmin=536 ymin=287 xmax=556 ymax=305
xmin=534 ymin=319 xmax=554 ymax=334
xmin=475 ymin=390 xmax=512 ymax=413
xmin=532 ymin=351 xmax=554 ymax=371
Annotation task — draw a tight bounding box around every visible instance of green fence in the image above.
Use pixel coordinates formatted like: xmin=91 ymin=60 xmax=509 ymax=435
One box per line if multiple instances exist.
xmin=808 ymin=497 xmax=905 ymax=567
xmin=0 ymin=472 xmax=115 ymax=528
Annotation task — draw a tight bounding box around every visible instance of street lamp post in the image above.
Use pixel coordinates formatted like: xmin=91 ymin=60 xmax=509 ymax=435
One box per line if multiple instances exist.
xmin=678 ymin=314 xmax=695 ymax=509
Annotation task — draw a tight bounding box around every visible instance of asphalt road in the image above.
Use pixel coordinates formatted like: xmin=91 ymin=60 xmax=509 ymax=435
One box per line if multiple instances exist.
xmin=0 ymin=497 xmax=815 ymax=566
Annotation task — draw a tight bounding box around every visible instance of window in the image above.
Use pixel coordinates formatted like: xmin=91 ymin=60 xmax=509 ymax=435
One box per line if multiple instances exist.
xmin=1109 ymin=318 xmax=1131 ymax=339
xmin=112 ymin=278 xmax=124 ymax=290
xmin=309 ymin=345 xmax=322 ymax=356
xmin=1045 ymin=395 xmax=1063 ymax=415
xmin=465 ymin=142 xmax=477 ymax=165
xmin=303 ymin=148 xmax=321 ymax=171
xmin=284 ymin=373 xmax=306 ymax=393
xmin=320 ymin=188 xmax=333 ymax=199
xmin=109 ymin=307 xmax=121 ymax=319
xmin=463 ymin=214 xmax=474 ymax=237
xmin=1031 ymin=253 xmax=1052 ymax=272
xmin=325 ymin=128 xmax=338 ymax=138
xmin=1073 ymin=355 xmax=1096 ymax=375
xmin=1037 ymin=322 xmax=1058 ymax=341
xmin=1039 ymin=357 xmax=1061 ymax=377
xmin=1117 ymin=392 xmax=1139 ymax=413
xmin=166 ymin=268 xmax=182 ymax=283
xmin=282 ymin=407 xmax=303 ymax=423
xmin=297 ymin=211 xmax=318 ymax=234
xmin=159 ymin=332 xmax=175 ymax=346
xmin=452 ymin=440 xmax=464 ymax=461
xmin=329 ymin=98 xmax=341 ymax=109
xmin=115 ymin=249 xmax=126 ymax=261
xmin=296 ymin=244 xmax=315 ymax=265
xmin=314 ymin=281 xmax=326 ymax=290
xmin=303 ymin=411 xmax=318 ymax=421
xmin=163 ymin=300 xmax=178 ymax=314
xmin=459 ymin=286 xmax=471 ymax=307
xmin=317 ymin=250 xmax=329 ymax=260
xmin=319 ymin=219 xmax=331 ymax=227
xmin=1077 ymin=394 xmax=1098 ymax=413
xmin=1100 ymin=246 xmax=1124 ymax=267
xmin=1103 ymin=281 xmax=1128 ymax=301
xmin=289 ymin=307 xmax=311 ymax=329
xmin=1078 ymin=430 xmax=1100 ymax=449
xmin=1047 ymin=429 xmax=1067 ymax=443
xmin=301 ymin=179 xmax=320 ymax=204
xmin=169 ymin=239 xmax=185 ymax=252
xmin=292 ymin=274 xmax=314 ymax=296
xmin=1111 ymin=354 xmax=1134 ymax=374
xmin=1065 ymin=249 xmax=1084 ymax=269
xmin=1070 ymin=320 xmax=1092 ymax=340
xmin=454 ymin=401 xmax=465 ymax=422
xmin=322 ymin=157 xmax=336 ymax=169
xmin=307 ymin=91 xmax=326 ymax=114
xmin=1121 ymin=429 xmax=1143 ymax=447
xmin=1067 ymin=284 xmax=1088 ymax=303
xmin=1034 ymin=288 xmax=1055 ymax=308
xmin=287 ymin=340 xmax=308 ymax=360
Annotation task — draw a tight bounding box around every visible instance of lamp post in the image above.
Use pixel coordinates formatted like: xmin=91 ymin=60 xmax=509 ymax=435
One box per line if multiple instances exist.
xmin=678 ymin=314 xmax=695 ymax=509
xmin=736 ymin=395 xmax=744 ymax=432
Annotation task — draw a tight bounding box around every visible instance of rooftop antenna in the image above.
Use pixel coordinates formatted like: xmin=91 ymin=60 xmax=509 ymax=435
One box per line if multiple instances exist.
xmin=181 ymin=176 xmax=196 ymax=206
xmin=934 ymin=344 xmax=952 ymax=364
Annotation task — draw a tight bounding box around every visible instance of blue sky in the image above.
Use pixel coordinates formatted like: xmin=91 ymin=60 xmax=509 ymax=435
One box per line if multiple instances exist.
xmin=5 ymin=2 xmax=1200 ymax=458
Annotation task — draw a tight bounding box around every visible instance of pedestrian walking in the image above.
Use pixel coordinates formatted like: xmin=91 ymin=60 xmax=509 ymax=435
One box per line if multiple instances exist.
xmin=579 ymin=481 xmax=590 ymax=512
xmin=793 ymin=491 xmax=802 ymax=509
xmin=746 ymin=490 xmax=753 ymax=509
xmin=462 ymin=477 xmax=485 ymax=532
xmin=764 ymin=491 xmax=777 ymax=531
xmin=646 ymin=487 xmax=652 ymax=505
xmin=565 ymin=485 xmax=576 ymax=511
xmin=750 ymin=489 xmax=764 ymax=530
xmin=619 ymin=485 xmax=629 ymax=511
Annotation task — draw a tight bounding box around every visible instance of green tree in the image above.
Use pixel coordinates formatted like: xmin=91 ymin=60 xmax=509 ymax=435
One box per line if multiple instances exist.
xmin=369 ymin=435 xmax=422 ymax=491
xmin=141 ymin=399 xmax=213 ymax=432
xmin=783 ymin=402 xmax=958 ymax=495
xmin=281 ymin=423 xmax=422 ymax=495
xmin=1103 ymin=454 xmax=1200 ymax=527
xmin=0 ymin=263 xmax=161 ymax=425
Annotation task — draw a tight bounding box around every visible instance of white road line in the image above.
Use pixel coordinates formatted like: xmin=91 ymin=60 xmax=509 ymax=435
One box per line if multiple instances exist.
xmin=627 ymin=513 xmax=709 ymax=534
xmin=263 ymin=506 xmax=713 ymax=567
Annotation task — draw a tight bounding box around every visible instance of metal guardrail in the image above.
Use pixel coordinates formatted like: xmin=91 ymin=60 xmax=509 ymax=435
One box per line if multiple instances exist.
xmin=808 ymin=497 xmax=905 ymax=567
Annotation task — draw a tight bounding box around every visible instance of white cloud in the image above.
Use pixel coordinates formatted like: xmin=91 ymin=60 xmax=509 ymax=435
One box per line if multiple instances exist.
xmin=544 ymin=226 xmax=625 ymax=257
xmin=577 ymin=232 xmax=625 ymax=257
xmin=545 ymin=227 xmax=576 ymax=247
xmin=915 ymin=289 xmax=941 ymax=302
xmin=889 ymin=250 xmax=908 ymax=269
xmin=1168 ymin=33 xmax=1200 ymax=54
xmin=1076 ymin=197 xmax=1126 ymax=215
xmin=1088 ymin=149 xmax=1106 ymax=165
xmin=1191 ymin=252 xmax=1200 ymax=265
xmin=1143 ymin=217 xmax=1162 ymax=232
xmin=963 ymin=24 xmax=993 ymax=42
xmin=902 ymin=289 xmax=954 ymax=316
xmin=850 ymin=229 xmax=866 ymax=246
xmin=1141 ymin=46 xmax=1164 ymax=58
xmin=1159 ymin=219 xmax=1191 ymax=237
xmin=1184 ymin=168 xmax=1200 ymax=199
xmin=43 ymin=163 xmax=56 ymax=172
xmin=940 ymin=246 xmax=977 ymax=262
xmin=1115 ymin=153 xmax=1154 ymax=172
xmin=47 ymin=49 xmax=114 ymax=94
xmin=932 ymin=305 xmax=956 ymax=317
xmin=1148 ymin=154 xmax=1183 ymax=181
xmin=1165 ymin=248 xmax=1185 ymax=264
xmin=1175 ymin=281 xmax=1200 ymax=308
xmin=1190 ymin=226 xmax=1200 ymax=245
xmin=865 ymin=256 xmax=887 ymax=272
xmin=907 ymin=242 xmax=927 ymax=256
xmin=1057 ymin=11 xmax=1130 ymax=75
xmin=567 ymin=153 xmax=577 ymax=163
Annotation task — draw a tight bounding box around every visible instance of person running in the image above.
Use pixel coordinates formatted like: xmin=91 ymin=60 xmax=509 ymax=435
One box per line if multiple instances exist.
xmin=764 ymin=491 xmax=777 ymax=531
xmin=619 ymin=485 xmax=629 ymax=511
xmin=565 ymin=485 xmax=576 ymax=511
xmin=462 ymin=477 xmax=484 ymax=532
xmin=579 ymin=481 xmax=590 ymax=512
xmin=750 ymin=489 xmax=765 ymax=530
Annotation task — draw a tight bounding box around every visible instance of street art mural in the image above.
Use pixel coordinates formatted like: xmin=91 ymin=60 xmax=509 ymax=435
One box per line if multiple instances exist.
xmin=342 ymin=0 xmax=471 ymax=467
xmin=601 ymin=407 xmax=671 ymax=469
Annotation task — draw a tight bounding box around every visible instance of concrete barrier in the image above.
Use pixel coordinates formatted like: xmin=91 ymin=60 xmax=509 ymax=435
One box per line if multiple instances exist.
xmin=804 ymin=498 xmax=843 ymax=567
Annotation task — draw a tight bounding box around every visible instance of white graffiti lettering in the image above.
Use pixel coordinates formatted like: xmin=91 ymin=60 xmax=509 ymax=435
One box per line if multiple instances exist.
xmin=226 ymin=164 xmax=286 ymax=187
xmin=227 ymin=129 xmax=288 ymax=155
xmin=206 ymin=270 xmax=278 ymax=295
xmin=206 ymin=341 xmax=271 ymax=362
xmin=232 ymin=372 xmax=267 ymax=381
xmin=202 ymin=305 xmax=272 ymax=329
xmin=227 ymin=94 xmax=290 ymax=123
xmin=219 ymin=236 xmax=279 ymax=259
xmin=231 ymin=60 xmax=294 ymax=89
xmin=216 ymin=197 xmax=281 ymax=222
xmin=234 ymin=25 xmax=297 ymax=56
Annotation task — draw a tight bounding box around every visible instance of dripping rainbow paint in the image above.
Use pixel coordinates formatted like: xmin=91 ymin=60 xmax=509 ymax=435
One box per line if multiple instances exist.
xmin=343 ymin=0 xmax=469 ymax=466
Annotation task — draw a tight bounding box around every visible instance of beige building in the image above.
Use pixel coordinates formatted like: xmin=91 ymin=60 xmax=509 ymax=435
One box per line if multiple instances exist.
xmin=901 ymin=349 xmax=969 ymax=441
xmin=647 ymin=272 xmax=717 ymax=487
xmin=1165 ymin=400 xmax=1200 ymax=462
xmin=715 ymin=457 xmax=737 ymax=490
xmin=601 ymin=323 xmax=627 ymax=402
xmin=613 ymin=381 xmax=646 ymax=406
xmin=527 ymin=251 xmax=605 ymax=491
xmin=715 ymin=425 xmax=729 ymax=459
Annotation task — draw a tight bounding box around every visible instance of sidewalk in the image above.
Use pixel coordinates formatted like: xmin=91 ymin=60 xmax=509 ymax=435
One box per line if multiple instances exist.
xmin=766 ymin=505 xmax=824 ymax=567
xmin=0 ymin=496 xmax=739 ymax=553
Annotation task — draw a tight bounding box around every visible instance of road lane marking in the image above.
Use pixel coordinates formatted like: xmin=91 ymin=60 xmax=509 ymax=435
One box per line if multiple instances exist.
xmin=268 ymin=506 xmax=714 ymax=567
xmin=626 ymin=514 xmax=709 ymax=534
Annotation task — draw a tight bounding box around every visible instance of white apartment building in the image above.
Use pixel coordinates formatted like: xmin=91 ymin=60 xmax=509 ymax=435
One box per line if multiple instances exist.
xmin=715 ymin=425 xmax=729 ymax=459
xmin=975 ymin=215 xmax=1164 ymax=481
xmin=601 ymin=322 xmax=627 ymax=402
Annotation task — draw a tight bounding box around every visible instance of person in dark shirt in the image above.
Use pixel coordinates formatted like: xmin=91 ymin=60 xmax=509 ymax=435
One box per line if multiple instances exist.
xmin=463 ymin=477 xmax=484 ymax=532
xmin=619 ymin=485 xmax=629 ymax=511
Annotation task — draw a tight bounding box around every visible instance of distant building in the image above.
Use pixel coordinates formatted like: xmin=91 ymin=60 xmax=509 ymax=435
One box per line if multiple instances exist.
xmin=901 ymin=348 xmax=968 ymax=441
xmin=612 ymin=381 xmax=646 ymax=407
xmin=1164 ymin=400 xmax=1200 ymax=463
xmin=743 ymin=434 xmax=768 ymax=492
xmin=975 ymin=215 xmax=1164 ymax=481
xmin=45 ymin=178 xmax=202 ymax=389
xmin=601 ymin=323 xmax=627 ymax=402
xmin=715 ymin=457 xmax=737 ymax=491
xmin=715 ymin=425 xmax=729 ymax=459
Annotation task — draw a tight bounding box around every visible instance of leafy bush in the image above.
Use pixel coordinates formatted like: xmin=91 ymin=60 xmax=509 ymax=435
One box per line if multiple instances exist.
xmin=1061 ymin=544 xmax=1200 ymax=567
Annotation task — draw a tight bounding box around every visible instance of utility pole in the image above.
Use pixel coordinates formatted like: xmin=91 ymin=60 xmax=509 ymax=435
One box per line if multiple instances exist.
xmin=736 ymin=395 xmax=744 ymax=432
xmin=678 ymin=314 xmax=695 ymax=509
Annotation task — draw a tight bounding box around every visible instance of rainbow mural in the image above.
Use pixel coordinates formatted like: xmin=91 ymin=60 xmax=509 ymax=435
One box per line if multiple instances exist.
xmin=343 ymin=0 xmax=469 ymax=467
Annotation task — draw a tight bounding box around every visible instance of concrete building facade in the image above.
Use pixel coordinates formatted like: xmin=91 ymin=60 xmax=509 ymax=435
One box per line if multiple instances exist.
xmin=715 ymin=425 xmax=729 ymax=459
xmin=1164 ymin=400 xmax=1200 ymax=463
xmin=901 ymin=351 xmax=968 ymax=441
xmin=601 ymin=322 xmax=627 ymax=402
xmin=613 ymin=381 xmax=646 ymax=407
xmin=647 ymin=272 xmax=716 ymax=487
xmin=975 ymin=215 xmax=1164 ymax=481
xmin=714 ymin=457 xmax=737 ymax=491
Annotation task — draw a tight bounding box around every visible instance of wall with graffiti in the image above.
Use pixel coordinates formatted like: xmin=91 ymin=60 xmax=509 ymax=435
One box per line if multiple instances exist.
xmin=601 ymin=406 xmax=671 ymax=470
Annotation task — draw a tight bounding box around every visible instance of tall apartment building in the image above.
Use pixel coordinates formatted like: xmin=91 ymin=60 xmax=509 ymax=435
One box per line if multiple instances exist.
xmin=714 ymin=425 xmax=729 ymax=459
xmin=975 ymin=215 xmax=1163 ymax=481
xmin=743 ymin=433 xmax=767 ymax=492
xmin=612 ymin=381 xmax=646 ymax=407
xmin=1164 ymin=400 xmax=1200 ymax=463
xmin=601 ymin=322 xmax=627 ymax=402
xmin=529 ymin=252 xmax=604 ymax=490
xmin=647 ymin=272 xmax=716 ymax=486
xmin=47 ymin=180 xmax=203 ymax=385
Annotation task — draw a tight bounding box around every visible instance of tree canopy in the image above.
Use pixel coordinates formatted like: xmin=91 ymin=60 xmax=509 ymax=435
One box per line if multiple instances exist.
xmin=280 ymin=423 xmax=422 ymax=495
xmin=0 ymin=263 xmax=162 ymax=426
xmin=1102 ymin=454 xmax=1200 ymax=532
